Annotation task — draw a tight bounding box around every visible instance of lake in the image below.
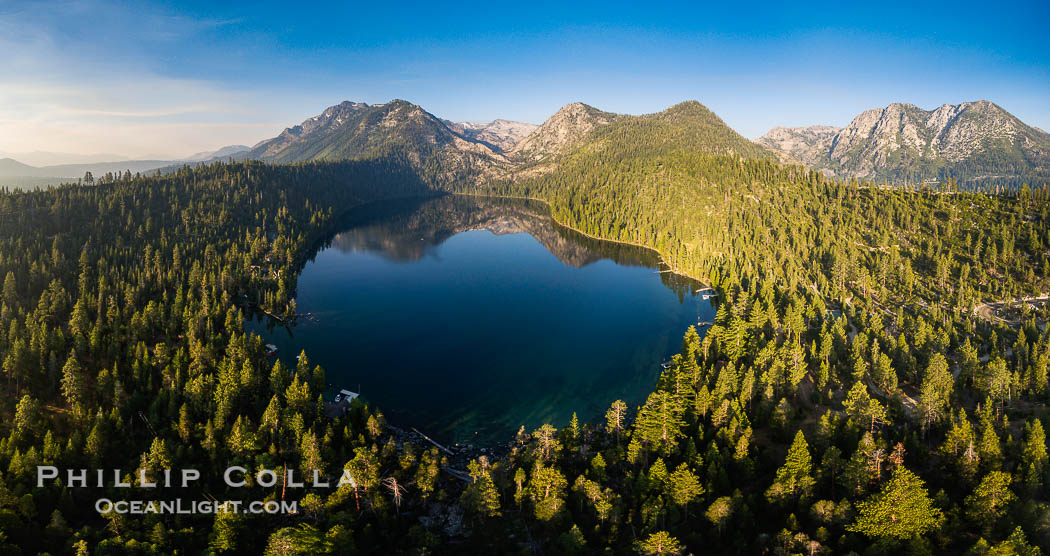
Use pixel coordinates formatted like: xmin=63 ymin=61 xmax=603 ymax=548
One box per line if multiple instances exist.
xmin=246 ymin=195 xmax=714 ymax=445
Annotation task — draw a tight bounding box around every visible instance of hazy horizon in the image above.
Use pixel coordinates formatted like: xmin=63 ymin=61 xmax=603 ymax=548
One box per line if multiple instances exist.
xmin=1 ymin=0 xmax=1048 ymax=160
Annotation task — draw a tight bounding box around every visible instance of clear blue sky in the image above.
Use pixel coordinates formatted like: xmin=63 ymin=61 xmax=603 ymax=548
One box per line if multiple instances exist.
xmin=1 ymin=0 xmax=1048 ymax=159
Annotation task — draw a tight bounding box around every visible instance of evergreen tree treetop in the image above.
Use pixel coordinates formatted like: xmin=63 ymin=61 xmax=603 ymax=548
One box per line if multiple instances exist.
xmin=848 ymin=466 xmax=944 ymax=540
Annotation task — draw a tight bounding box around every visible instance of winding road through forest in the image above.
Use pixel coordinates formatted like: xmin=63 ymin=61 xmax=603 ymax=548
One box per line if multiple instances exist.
xmin=973 ymin=295 xmax=1049 ymax=325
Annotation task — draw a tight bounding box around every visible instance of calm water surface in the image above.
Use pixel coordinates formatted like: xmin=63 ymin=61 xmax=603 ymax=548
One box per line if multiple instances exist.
xmin=247 ymin=195 xmax=714 ymax=444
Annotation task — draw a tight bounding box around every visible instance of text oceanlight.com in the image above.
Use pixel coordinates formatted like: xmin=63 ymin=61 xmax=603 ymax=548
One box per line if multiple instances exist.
xmin=94 ymin=499 xmax=298 ymax=515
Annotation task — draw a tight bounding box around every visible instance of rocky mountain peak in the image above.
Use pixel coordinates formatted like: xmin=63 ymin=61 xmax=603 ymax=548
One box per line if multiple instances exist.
xmin=758 ymin=100 xmax=1050 ymax=184
xmin=510 ymin=102 xmax=617 ymax=161
xmin=755 ymin=126 xmax=840 ymax=167
xmin=247 ymin=99 xmax=503 ymax=165
xmin=441 ymin=118 xmax=538 ymax=153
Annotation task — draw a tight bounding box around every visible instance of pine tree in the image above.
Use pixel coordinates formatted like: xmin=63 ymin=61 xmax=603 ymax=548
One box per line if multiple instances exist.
xmin=843 ymin=381 xmax=887 ymax=433
xmin=872 ymin=351 xmax=897 ymax=394
xmin=462 ymin=458 xmax=502 ymax=518
xmin=2 ymin=271 xmax=17 ymax=307
xmin=635 ymin=390 xmax=686 ymax=455
xmin=847 ymin=466 xmax=944 ymax=539
xmin=918 ymin=353 xmax=953 ymax=431
xmin=982 ymin=357 xmax=1012 ymax=408
xmin=986 ymin=526 xmax=1041 ymax=556
xmin=227 ymin=415 xmax=257 ymax=458
xmin=766 ymin=430 xmax=815 ymax=504
xmin=532 ymin=424 xmax=562 ymax=462
xmin=705 ymin=496 xmax=733 ymax=536
xmin=59 ymin=352 xmax=85 ymax=416
xmin=528 ymin=464 xmax=567 ymax=521
xmin=12 ymin=395 xmax=40 ymax=438
xmin=964 ymin=471 xmax=1016 ymax=534
xmin=635 ymin=531 xmax=683 ymax=556
xmin=787 ymin=342 xmax=807 ymax=396
xmin=667 ymin=463 xmax=704 ymax=517
xmin=978 ymin=408 xmax=1002 ymax=469
xmin=1021 ymin=419 xmax=1048 ymax=494
xmin=605 ymin=399 xmax=629 ymax=445
xmin=209 ymin=510 xmax=247 ymax=552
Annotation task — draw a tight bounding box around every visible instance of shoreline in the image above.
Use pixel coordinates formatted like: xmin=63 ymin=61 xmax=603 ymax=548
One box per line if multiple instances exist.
xmin=452 ymin=191 xmax=711 ymax=289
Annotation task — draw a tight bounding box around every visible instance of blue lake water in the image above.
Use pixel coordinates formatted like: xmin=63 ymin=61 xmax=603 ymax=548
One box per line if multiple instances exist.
xmin=247 ymin=195 xmax=713 ymax=444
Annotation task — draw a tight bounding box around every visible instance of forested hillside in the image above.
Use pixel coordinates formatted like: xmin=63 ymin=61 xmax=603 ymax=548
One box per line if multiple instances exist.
xmin=471 ymin=101 xmax=1047 ymax=306
xmin=0 ymin=97 xmax=1049 ymax=554
xmin=458 ymin=100 xmax=1050 ymax=553
xmin=0 ymin=159 xmax=448 ymax=553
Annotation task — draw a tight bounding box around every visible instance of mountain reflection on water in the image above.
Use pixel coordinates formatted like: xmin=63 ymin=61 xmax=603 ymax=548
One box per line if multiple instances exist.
xmin=248 ymin=194 xmax=713 ymax=444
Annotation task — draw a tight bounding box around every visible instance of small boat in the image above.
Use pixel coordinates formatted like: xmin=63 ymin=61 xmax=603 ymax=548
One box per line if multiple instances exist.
xmin=265 ymin=344 xmax=279 ymax=356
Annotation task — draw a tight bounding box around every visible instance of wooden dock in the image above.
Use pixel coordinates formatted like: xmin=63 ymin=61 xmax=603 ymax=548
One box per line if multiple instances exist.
xmin=412 ymin=427 xmax=455 ymax=456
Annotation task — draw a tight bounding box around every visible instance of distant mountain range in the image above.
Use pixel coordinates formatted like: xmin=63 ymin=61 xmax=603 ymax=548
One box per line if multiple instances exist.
xmin=757 ymin=100 xmax=1050 ymax=185
xmin=441 ymin=119 xmax=538 ymax=153
xmin=244 ymin=98 xmax=1049 ymax=188
xmin=0 ymin=150 xmax=134 ymax=167
xmin=182 ymin=145 xmax=251 ymax=162
xmin=4 ymin=98 xmax=1047 ymax=189
xmin=0 ymin=158 xmax=197 ymax=180
xmin=0 ymin=144 xmax=252 ymax=187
